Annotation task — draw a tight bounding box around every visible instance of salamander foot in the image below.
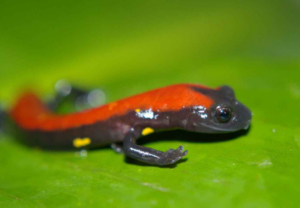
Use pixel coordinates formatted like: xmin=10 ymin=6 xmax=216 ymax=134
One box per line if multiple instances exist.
xmin=157 ymin=146 xmax=188 ymax=166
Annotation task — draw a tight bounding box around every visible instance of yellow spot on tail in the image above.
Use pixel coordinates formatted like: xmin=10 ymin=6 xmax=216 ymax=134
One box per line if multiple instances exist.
xmin=142 ymin=127 xmax=154 ymax=136
xmin=73 ymin=137 xmax=91 ymax=148
xmin=135 ymin=109 xmax=141 ymax=113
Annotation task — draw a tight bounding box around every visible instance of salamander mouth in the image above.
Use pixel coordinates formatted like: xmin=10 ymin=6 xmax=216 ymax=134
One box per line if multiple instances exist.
xmin=243 ymin=120 xmax=251 ymax=130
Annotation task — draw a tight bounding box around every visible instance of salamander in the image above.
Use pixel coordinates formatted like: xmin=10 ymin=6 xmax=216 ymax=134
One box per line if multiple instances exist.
xmin=10 ymin=84 xmax=252 ymax=166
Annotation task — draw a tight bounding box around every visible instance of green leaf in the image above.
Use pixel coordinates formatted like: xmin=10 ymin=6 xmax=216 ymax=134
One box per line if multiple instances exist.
xmin=0 ymin=0 xmax=300 ymax=207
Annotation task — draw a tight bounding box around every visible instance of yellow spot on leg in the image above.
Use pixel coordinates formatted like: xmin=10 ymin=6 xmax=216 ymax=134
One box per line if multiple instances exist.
xmin=142 ymin=127 xmax=154 ymax=136
xmin=135 ymin=109 xmax=141 ymax=113
xmin=73 ymin=137 xmax=91 ymax=148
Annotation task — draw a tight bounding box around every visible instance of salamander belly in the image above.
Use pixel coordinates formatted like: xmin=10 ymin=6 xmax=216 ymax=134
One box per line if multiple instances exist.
xmin=18 ymin=119 xmax=126 ymax=150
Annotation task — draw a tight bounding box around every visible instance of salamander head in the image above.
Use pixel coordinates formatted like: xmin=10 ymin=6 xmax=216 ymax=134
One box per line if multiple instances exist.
xmin=185 ymin=85 xmax=252 ymax=133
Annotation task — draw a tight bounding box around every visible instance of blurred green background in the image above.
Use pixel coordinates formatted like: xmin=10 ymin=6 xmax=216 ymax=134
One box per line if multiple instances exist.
xmin=1 ymin=0 xmax=300 ymax=207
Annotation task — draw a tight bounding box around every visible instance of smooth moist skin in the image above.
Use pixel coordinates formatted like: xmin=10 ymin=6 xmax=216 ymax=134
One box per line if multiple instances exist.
xmin=10 ymin=84 xmax=252 ymax=166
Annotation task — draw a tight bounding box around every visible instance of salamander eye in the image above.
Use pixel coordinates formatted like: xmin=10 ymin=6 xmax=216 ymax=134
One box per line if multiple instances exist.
xmin=215 ymin=106 xmax=232 ymax=123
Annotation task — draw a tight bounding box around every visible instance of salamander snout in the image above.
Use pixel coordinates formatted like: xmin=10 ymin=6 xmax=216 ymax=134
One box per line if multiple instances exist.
xmin=244 ymin=119 xmax=251 ymax=130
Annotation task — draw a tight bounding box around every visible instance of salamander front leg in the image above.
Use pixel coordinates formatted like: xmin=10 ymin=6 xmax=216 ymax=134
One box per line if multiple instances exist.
xmin=123 ymin=131 xmax=188 ymax=166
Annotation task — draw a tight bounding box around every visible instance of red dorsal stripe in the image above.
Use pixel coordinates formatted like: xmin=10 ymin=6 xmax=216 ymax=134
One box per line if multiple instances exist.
xmin=10 ymin=84 xmax=215 ymax=131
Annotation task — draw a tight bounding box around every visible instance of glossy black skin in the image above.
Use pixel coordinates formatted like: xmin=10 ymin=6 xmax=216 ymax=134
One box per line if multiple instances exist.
xmin=17 ymin=85 xmax=252 ymax=166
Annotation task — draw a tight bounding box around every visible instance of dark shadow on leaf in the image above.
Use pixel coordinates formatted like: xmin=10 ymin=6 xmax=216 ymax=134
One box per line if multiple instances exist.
xmin=137 ymin=126 xmax=251 ymax=146
xmin=125 ymin=157 xmax=188 ymax=168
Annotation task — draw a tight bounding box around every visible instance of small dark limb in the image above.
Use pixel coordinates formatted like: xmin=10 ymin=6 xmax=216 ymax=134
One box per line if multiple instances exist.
xmin=48 ymin=80 xmax=89 ymax=111
xmin=111 ymin=143 xmax=123 ymax=153
xmin=0 ymin=106 xmax=7 ymax=134
xmin=48 ymin=79 xmax=106 ymax=113
xmin=123 ymin=131 xmax=188 ymax=166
